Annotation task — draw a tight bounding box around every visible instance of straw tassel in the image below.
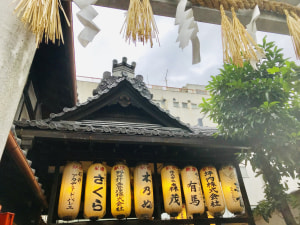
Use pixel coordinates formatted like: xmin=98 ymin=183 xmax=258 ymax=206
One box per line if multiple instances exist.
xmin=121 ymin=0 xmax=142 ymax=45
xmin=220 ymin=5 xmax=244 ymax=67
xmin=14 ymin=0 xmax=70 ymax=47
xmin=285 ymin=10 xmax=300 ymax=60
xmin=220 ymin=5 xmax=264 ymax=67
xmin=142 ymin=0 xmax=159 ymax=47
xmin=121 ymin=0 xmax=159 ymax=47
xmin=231 ymin=7 xmax=264 ymax=68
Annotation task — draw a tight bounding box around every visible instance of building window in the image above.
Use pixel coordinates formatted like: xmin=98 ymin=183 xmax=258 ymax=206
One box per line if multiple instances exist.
xmin=161 ymin=99 xmax=166 ymax=108
xmin=191 ymin=103 xmax=198 ymax=109
xmin=196 ymin=90 xmax=207 ymax=95
xmin=173 ymin=102 xmax=179 ymax=108
xmin=198 ymin=118 xmax=203 ymax=127
xmin=182 ymin=102 xmax=188 ymax=108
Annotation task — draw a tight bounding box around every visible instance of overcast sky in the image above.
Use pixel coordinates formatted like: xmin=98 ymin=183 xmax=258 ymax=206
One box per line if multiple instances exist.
xmin=73 ymin=5 xmax=298 ymax=88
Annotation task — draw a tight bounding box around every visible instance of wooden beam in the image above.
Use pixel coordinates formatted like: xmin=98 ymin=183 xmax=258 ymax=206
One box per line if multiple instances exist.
xmin=47 ymin=166 xmax=60 ymax=224
xmin=94 ymin=0 xmax=295 ymax=35
xmin=18 ymin=129 xmax=248 ymax=150
xmin=49 ymin=217 xmax=252 ymax=225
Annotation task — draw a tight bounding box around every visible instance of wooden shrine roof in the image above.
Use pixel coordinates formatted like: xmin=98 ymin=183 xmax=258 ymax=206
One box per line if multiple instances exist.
xmin=33 ymin=74 xmax=192 ymax=131
xmin=15 ymin=72 xmax=248 ymax=150
xmin=15 ymin=120 xmax=216 ymax=139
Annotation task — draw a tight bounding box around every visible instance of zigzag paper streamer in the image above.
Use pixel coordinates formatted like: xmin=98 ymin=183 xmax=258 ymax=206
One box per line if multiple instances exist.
xmin=246 ymin=5 xmax=265 ymax=69
xmin=175 ymin=0 xmax=200 ymax=64
xmin=73 ymin=0 xmax=100 ymax=47
xmin=246 ymin=5 xmax=260 ymax=43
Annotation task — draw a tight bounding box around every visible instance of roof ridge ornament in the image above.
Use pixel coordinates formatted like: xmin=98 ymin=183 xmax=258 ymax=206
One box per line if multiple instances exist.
xmin=121 ymin=71 xmax=128 ymax=77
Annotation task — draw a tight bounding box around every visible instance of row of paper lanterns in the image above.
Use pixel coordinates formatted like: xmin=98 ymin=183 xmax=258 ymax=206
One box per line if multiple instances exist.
xmin=57 ymin=162 xmax=244 ymax=220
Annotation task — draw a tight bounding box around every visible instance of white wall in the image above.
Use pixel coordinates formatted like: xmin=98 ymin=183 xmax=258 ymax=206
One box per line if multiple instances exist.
xmin=150 ymin=87 xmax=216 ymax=127
xmin=240 ymin=164 xmax=266 ymax=207
xmin=76 ymin=80 xmax=216 ymax=127
xmin=77 ymin=80 xmax=98 ymax=103
xmin=0 ymin=1 xmax=36 ymax=160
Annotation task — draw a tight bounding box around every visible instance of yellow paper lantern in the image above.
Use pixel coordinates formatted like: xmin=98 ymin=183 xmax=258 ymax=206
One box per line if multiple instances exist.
xmin=134 ymin=163 xmax=154 ymax=219
xmin=181 ymin=166 xmax=205 ymax=215
xmin=84 ymin=163 xmax=107 ymax=220
xmin=58 ymin=162 xmax=83 ymax=220
xmin=199 ymin=166 xmax=225 ymax=217
xmin=207 ymin=211 xmax=216 ymax=225
xmin=175 ymin=204 xmax=187 ymax=219
xmin=111 ymin=163 xmax=131 ymax=219
xmin=219 ymin=165 xmax=244 ymax=214
xmin=161 ymin=165 xmax=182 ymax=217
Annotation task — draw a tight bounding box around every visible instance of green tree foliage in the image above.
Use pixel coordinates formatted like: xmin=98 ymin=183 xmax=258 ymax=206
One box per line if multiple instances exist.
xmin=200 ymin=37 xmax=300 ymax=224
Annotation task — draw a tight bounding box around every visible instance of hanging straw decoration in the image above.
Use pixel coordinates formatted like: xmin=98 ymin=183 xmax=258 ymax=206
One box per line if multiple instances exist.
xmin=285 ymin=10 xmax=300 ymax=60
xmin=220 ymin=4 xmax=244 ymax=67
xmin=121 ymin=0 xmax=159 ymax=47
xmin=220 ymin=4 xmax=264 ymax=68
xmin=231 ymin=7 xmax=264 ymax=68
xmin=14 ymin=0 xmax=70 ymax=47
xmin=121 ymin=0 xmax=142 ymax=45
xmin=142 ymin=0 xmax=159 ymax=47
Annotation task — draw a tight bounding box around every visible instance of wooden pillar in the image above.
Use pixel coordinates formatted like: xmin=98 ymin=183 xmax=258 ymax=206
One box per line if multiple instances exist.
xmin=153 ymin=162 xmax=162 ymax=219
xmin=47 ymin=165 xmax=60 ymax=224
xmin=234 ymin=162 xmax=256 ymax=225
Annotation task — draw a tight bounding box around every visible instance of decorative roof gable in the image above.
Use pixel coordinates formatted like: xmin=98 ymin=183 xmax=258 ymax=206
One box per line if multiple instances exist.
xmin=44 ymin=69 xmax=191 ymax=131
